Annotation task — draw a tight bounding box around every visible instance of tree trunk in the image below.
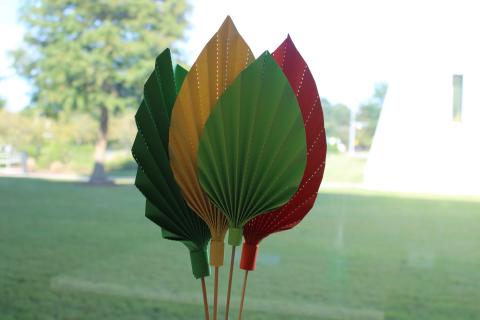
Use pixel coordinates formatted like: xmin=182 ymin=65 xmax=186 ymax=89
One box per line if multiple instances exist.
xmin=88 ymin=106 xmax=112 ymax=185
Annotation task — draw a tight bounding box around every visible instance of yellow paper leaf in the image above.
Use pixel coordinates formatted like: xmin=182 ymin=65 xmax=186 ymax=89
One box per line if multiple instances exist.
xmin=169 ymin=16 xmax=254 ymax=265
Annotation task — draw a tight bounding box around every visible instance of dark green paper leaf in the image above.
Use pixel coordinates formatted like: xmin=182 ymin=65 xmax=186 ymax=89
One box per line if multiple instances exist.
xmin=132 ymin=49 xmax=211 ymax=279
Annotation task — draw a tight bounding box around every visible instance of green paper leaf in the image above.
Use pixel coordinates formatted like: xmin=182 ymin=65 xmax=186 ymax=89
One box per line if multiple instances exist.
xmin=132 ymin=49 xmax=211 ymax=279
xmin=142 ymin=49 xmax=175 ymax=149
xmin=174 ymin=64 xmax=188 ymax=94
xmin=197 ymin=52 xmax=307 ymax=229
xmin=161 ymin=225 xmax=184 ymax=241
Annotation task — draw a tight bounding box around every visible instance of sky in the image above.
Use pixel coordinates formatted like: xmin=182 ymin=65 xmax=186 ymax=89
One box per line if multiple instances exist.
xmin=0 ymin=1 xmax=30 ymax=112
xmin=1 ymin=0 xmax=479 ymax=112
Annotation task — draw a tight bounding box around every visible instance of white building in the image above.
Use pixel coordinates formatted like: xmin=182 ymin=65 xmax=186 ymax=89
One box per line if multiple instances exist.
xmin=364 ymin=66 xmax=480 ymax=195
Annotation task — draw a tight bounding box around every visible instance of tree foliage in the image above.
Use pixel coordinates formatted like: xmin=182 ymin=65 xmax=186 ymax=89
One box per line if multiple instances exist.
xmin=13 ymin=0 xmax=190 ymax=116
xmin=0 ymin=110 xmax=47 ymax=157
xmin=322 ymin=98 xmax=351 ymax=149
xmin=12 ymin=0 xmax=190 ymax=182
xmin=356 ymin=82 xmax=388 ymax=150
xmin=0 ymin=109 xmax=97 ymax=167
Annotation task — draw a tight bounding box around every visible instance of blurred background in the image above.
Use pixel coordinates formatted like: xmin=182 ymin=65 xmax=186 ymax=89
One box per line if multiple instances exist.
xmin=1 ymin=0 xmax=479 ymax=319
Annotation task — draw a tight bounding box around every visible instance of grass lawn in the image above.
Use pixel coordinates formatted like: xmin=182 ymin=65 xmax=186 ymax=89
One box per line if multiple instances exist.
xmin=1 ymin=177 xmax=479 ymax=319
xmin=322 ymin=153 xmax=367 ymax=183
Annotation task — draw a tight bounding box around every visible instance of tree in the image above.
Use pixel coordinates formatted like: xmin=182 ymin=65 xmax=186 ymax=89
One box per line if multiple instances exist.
xmin=12 ymin=0 xmax=190 ymax=184
xmin=322 ymin=98 xmax=351 ymax=149
xmin=356 ymin=82 xmax=388 ymax=150
xmin=0 ymin=75 xmax=6 ymax=109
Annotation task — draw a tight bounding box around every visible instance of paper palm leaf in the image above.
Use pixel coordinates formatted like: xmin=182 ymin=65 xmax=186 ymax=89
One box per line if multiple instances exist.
xmin=240 ymin=36 xmax=327 ymax=270
xmin=174 ymin=64 xmax=188 ymax=94
xmin=168 ymin=16 xmax=254 ymax=266
xmin=197 ymin=52 xmax=307 ymax=246
xmin=132 ymin=48 xmax=211 ymax=279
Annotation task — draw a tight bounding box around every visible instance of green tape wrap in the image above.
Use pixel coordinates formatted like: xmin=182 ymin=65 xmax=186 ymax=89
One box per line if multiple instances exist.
xmin=189 ymin=249 xmax=211 ymax=279
xmin=228 ymin=227 xmax=243 ymax=246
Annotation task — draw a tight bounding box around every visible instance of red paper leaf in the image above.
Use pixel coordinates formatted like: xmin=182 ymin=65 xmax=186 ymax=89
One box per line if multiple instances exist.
xmin=240 ymin=36 xmax=327 ymax=270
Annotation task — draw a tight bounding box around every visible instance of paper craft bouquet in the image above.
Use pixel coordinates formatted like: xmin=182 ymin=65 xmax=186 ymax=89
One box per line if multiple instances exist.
xmin=132 ymin=16 xmax=326 ymax=320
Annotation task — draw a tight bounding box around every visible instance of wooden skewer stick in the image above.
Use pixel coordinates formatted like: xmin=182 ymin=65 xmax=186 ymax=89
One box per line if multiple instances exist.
xmin=237 ymin=270 xmax=249 ymax=320
xmin=213 ymin=266 xmax=219 ymax=320
xmin=224 ymin=246 xmax=236 ymax=320
xmin=201 ymin=277 xmax=210 ymax=320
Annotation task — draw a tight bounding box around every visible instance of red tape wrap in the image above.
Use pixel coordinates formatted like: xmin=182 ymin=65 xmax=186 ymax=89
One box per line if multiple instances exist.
xmin=240 ymin=243 xmax=259 ymax=271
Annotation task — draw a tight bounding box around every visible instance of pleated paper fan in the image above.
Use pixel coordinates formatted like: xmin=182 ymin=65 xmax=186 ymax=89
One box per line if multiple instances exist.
xmin=132 ymin=48 xmax=211 ymax=279
xmin=174 ymin=64 xmax=188 ymax=94
xmin=240 ymin=36 xmax=327 ymax=271
xmin=197 ymin=51 xmax=307 ymax=246
xmin=168 ymin=16 xmax=254 ymax=267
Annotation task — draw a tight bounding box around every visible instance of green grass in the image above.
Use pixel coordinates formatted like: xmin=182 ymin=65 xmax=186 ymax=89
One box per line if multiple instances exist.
xmin=323 ymin=153 xmax=366 ymax=183
xmin=1 ymin=177 xmax=479 ymax=319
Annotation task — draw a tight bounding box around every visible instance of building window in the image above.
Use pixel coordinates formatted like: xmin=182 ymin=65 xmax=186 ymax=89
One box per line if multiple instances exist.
xmin=452 ymin=74 xmax=463 ymax=122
